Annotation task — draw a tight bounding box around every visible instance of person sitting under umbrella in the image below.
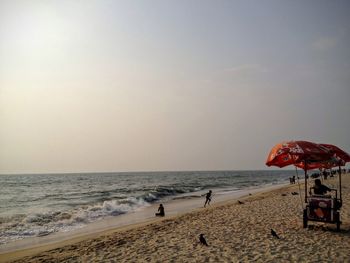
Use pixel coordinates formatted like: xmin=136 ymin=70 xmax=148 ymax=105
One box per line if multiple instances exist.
xmin=312 ymin=179 xmax=331 ymax=195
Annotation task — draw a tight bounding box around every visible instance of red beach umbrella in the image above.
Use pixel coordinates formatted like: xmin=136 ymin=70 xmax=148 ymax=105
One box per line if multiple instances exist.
xmin=317 ymin=144 xmax=350 ymax=201
xmin=265 ymin=140 xmax=332 ymax=168
xmin=294 ymin=159 xmax=337 ymax=170
xmin=266 ymin=141 xmax=347 ymax=229
xmin=319 ymin=144 xmax=350 ymax=165
xmin=266 ymin=140 xmax=333 ymax=203
xmin=294 ymin=144 xmax=349 ymax=170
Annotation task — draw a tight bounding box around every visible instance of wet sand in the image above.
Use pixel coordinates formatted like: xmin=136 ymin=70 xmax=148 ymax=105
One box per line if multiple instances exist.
xmin=1 ymin=175 xmax=350 ymax=262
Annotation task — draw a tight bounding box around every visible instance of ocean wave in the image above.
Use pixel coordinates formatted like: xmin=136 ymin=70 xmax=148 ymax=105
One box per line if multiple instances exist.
xmin=140 ymin=186 xmax=202 ymax=202
xmin=0 ymin=170 xmax=293 ymax=245
xmin=0 ymin=184 xmax=230 ymax=244
xmin=0 ymin=196 xmax=153 ymax=245
xmin=0 ymin=186 xmax=197 ymax=244
xmin=172 ymin=195 xmax=202 ymax=200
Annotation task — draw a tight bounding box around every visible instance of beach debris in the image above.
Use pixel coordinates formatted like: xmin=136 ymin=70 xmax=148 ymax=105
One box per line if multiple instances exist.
xmin=237 ymin=200 xmax=244 ymax=204
xmin=249 ymin=193 xmax=252 ymax=196
xmin=281 ymin=193 xmax=287 ymax=196
xmin=270 ymin=229 xmax=280 ymax=239
xmin=291 ymin=192 xmax=299 ymax=195
xmin=199 ymin=234 xmax=208 ymax=246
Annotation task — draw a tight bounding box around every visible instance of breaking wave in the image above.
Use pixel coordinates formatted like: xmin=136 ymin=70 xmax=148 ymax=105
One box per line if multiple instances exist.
xmin=0 ymin=170 xmax=293 ymax=245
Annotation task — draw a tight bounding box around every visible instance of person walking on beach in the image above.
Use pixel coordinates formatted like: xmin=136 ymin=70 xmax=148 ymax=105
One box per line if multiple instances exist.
xmin=155 ymin=204 xmax=165 ymax=216
xmin=204 ymin=190 xmax=212 ymax=207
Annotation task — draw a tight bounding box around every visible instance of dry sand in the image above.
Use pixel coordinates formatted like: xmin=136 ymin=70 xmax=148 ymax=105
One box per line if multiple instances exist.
xmin=1 ymin=174 xmax=350 ymax=262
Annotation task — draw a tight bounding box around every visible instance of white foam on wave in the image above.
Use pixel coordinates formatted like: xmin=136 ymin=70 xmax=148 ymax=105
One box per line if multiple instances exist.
xmin=0 ymin=196 xmax=153 ymax=245
xmin=0 ymin=171 xmax=292 ymax=246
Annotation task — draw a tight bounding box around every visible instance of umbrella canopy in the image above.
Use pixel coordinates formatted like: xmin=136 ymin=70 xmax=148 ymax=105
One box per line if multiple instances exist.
xmin=319 ymin=144 xmax=350 ymax=165
xmin=292 ymin=144 xmax=349 ymax=170
xmin=295 ymin=159 xmax=338 ymax=170
xmin=266 ymin=140 xmax=347 ymax=204
xmin=266 ymin=140 xmax=332 ymax=169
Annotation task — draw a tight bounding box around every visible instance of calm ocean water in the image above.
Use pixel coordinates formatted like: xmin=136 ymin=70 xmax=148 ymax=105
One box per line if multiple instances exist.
xmin=0 ymin=170 xmax=294 ymax=245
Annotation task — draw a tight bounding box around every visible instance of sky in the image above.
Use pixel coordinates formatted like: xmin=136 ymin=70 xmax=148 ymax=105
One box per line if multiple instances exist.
xmin=1 ymin=0 xmax=350 ymax=174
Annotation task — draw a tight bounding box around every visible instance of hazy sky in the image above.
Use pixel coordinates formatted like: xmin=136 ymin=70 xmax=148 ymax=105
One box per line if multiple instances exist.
xmin=1 ymin=0 xmax=350 ymax=174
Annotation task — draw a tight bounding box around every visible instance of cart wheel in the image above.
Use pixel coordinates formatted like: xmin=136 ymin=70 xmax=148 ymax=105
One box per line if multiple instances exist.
xmin=303 ymin=209 xmax=308 ymax=228
xmin=336 ymin=212 xmax=341 ymax=232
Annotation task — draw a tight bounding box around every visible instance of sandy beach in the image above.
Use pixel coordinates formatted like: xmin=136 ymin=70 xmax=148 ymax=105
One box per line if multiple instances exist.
xmin=2 ymin=0 xmax=349 ymax=261
xmin=1 ymin=174 xmax=350 ymax=262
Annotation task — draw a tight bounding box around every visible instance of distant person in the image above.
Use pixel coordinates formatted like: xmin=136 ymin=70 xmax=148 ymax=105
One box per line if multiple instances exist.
xmin=313 ymin=179 xmax=331 ymax=195
xmin=204 ymin=190 xmax=212 ymax=207
xmin=155 ymin=204 xmax=165 ymax=217
xmin=289 ymin=177 xmax=295 ymax=184
xmin=323 ymin=170 xmax=328 ymax=180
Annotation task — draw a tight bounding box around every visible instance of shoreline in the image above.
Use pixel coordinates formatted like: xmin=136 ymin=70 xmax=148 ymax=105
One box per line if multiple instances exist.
xmin=2 ymin=175 xmax=350 ymax=262
xmin=0 ymin=170 xmax=292 ymax=247
xmin=0 ymin=182 xmax=291 ymax=262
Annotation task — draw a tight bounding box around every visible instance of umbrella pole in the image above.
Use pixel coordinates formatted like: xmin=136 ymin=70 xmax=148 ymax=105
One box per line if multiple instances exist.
xmin=295 ymin=167 xmax=304 ymax=209
xmin=339 ymin=165 xmax=342 ymax=201
xmin=304 ymin=162 xmax=307 ymax=203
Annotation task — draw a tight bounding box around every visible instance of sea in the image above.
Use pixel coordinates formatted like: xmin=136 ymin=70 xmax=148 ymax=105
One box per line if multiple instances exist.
xmin=0 ymin=170 xmax=295 ymax=245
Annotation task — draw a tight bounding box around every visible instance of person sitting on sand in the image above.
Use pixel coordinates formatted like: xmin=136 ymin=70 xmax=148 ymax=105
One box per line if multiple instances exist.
xmin=155 ymin=204 xmax=165 ymax=217
xmin=204 ymin=190 xmax=212 ymax=207
xmin=313 ymin=179 xmax=331 ymax=195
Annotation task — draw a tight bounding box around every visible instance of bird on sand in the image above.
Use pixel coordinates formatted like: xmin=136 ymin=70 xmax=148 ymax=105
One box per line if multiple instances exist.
xmin=271 ymin=229 xmax=280 ymax=239
xmin=199 ymin=234 xmax=208 ymax=246
xmin=238 ymin=200 xmax=244 ymax=204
